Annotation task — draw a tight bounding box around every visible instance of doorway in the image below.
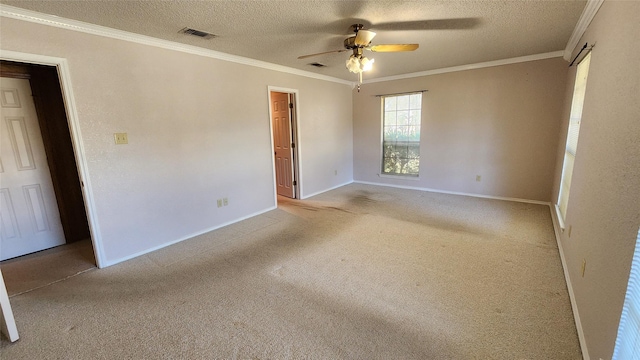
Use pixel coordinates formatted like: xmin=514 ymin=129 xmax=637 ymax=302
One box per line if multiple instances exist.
xmin=269 ymin=88 xmax=300 ymax=201
xmin=0 ymin=61 xmax=93 ymax=264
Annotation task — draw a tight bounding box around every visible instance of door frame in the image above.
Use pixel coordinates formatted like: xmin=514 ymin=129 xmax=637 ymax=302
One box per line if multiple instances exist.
xmin=0 ymin=50 xmax=105 ymax=268
xmin=267 ymin=86 xmax=301 ymax=203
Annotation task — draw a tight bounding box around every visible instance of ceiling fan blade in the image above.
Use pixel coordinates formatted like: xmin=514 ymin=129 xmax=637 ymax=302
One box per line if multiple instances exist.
xmin=369 ymin=44 xmax=419 ymax=52
xmin=373 ymin=18 xmax=481 ymax=31
xmin=297 ymin=49 xmax=348 ymax=59
xmin=355 ymin=30 xmax=376 ymax=46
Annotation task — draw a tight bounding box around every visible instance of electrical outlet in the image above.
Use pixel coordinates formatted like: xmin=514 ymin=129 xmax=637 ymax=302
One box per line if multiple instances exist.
xmin=114 ymin=133 xmax=128 ymax=144
xmin=476 ymin=175 xmax=481 ymax=182
xmin=217 ymin=199 xmax=222 ymax=208
xmin=581 ymin=259 xmax=586 ymax=277
xmin=223 ymin=198 xmax=228 ymax=206
xmin=334 ymin=170 xmax=338 ymax=175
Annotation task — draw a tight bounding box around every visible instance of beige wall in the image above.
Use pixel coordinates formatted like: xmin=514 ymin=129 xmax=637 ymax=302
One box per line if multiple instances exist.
xmin=0 ymin=17 xmax=353 ymax=266
xmin=551 ymin=1 xmax=640 ymax=358
xmin=5 ymin=4 xmax=639 ymax=356
xmin=353 ymin=58 xmax=568 ymax=202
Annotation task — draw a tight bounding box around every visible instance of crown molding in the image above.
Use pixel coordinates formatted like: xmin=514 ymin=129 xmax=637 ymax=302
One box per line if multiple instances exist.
xmin=563 ymin=0 xmax=604 ymax=60
xmin=1 ymin=3 xmax=592 ymax=87
xmin=0 ymin=5 xmax=353 ymax=86
xmin=363 ymin=51 xmax=565 ymax=84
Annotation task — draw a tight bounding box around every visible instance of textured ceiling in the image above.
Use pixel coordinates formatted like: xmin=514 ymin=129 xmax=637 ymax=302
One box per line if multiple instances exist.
xmin=1 ymin=1 xmax=587 ymax=81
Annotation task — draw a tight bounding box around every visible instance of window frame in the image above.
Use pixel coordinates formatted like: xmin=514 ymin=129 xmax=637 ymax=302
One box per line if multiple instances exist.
xmin=380 ymin=92 xmax=423 ymax=177
xmin=557 ymin=52 xmax=592 ymax=226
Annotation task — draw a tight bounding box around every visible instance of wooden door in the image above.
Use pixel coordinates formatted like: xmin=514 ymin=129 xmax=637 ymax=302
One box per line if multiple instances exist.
xmin=271 ymin=92 xmax=295 ymax=198
xmin=0 ymin=77 xmax=66 ymax=260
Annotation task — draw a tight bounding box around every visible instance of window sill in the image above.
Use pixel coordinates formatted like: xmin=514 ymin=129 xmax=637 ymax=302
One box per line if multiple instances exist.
xmin=554 ymin=204 xmax=566 ymax=231
xmin=378 ymin=173 xmax=420 ymax=181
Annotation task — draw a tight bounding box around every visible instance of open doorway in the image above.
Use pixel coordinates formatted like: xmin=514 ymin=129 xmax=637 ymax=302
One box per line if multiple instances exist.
xmin=268 ymin=88 xmax=300 ymax=202
xmin=0 ymin=60 xmax=95 ymax=294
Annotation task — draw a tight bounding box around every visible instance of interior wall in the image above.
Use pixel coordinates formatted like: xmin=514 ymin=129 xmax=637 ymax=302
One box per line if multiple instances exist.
xmin=551 ymin=1 xmax=640 ymax=358
xmin=0 ymin=16 xmax=353 ymax=266
xmin=353 ymin=58 xmax=568 ymax=202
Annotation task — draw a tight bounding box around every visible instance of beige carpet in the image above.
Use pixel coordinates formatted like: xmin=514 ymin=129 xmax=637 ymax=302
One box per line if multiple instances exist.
xmin=0 ymin=239 xmax=95 ymax=297
xmin=0 ymin=184 xmax=581 ymax=359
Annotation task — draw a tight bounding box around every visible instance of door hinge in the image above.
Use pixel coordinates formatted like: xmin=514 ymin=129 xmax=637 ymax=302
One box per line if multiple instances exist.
xmin=293 ymin=180 xmax=297 ymax=186
xmin=291 ymin=143 xmax=295 ymax=148
xmin=289 ymin=103 xmax=293 ymax=109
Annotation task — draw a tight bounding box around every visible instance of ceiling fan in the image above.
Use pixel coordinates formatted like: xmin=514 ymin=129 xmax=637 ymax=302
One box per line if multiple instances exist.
xmin=298 ymin=18 xmax=480 ymax=89
xmin=298 ymin=24 xmax=419 ymax=85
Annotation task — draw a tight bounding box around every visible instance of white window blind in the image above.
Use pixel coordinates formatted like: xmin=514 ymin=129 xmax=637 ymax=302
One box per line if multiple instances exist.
xmin=614 ymin=227 xmax=640 ymax=359
xmin=558 ymin=52 xmax=591 ymax=221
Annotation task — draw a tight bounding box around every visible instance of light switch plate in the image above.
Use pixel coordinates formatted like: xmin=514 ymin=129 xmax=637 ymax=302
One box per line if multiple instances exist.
xmin=114 ymin=133 xmax=128 ymax=145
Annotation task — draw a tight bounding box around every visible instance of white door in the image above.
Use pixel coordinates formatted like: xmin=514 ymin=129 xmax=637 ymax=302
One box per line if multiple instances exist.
xmin=271 ymin=92 xmax=295 ymax=198
xmin=0 ymin=77 xmax=66 ymax=261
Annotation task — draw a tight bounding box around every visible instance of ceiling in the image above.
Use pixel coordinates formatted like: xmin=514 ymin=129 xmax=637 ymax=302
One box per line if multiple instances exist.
xmin=0 ymin=1 xmax=587 ymax=81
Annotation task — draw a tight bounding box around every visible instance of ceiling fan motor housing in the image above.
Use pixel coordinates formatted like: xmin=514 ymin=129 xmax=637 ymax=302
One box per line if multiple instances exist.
xmin=344 ymin=37 xmax=358 ymax=50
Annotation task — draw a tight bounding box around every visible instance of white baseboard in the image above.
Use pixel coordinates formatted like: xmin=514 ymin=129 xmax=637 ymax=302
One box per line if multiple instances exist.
xmin=353 ymin=180 xmax=551 ymax=206
xmin=104 ymin=180 xmax=355 ymax=267
xmin=102 ymin=206 xmax=277 ymax=268
xmin=301 ymin=180 xmax=354 ymax=199
xmin=549 ymin=205 xmax=590 ymax=360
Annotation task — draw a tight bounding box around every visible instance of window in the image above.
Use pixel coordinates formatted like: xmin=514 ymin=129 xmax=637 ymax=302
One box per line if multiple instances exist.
xmin=614 ymin=227 xmax=640 ymax=359
xmin=382 ymin=93 xmax=422 ymax=176
xmin=557 ymin=52 xmax=591 ymax=222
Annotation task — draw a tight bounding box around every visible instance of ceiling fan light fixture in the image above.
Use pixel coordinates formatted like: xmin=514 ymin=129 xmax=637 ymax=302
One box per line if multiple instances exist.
xmin=345 ymin=55 xmax=374 ymax=74
xmin=361 ymin=57 xmax=374 ymax=72
xmin=346 ymin=55 xmax=361 ymax=73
